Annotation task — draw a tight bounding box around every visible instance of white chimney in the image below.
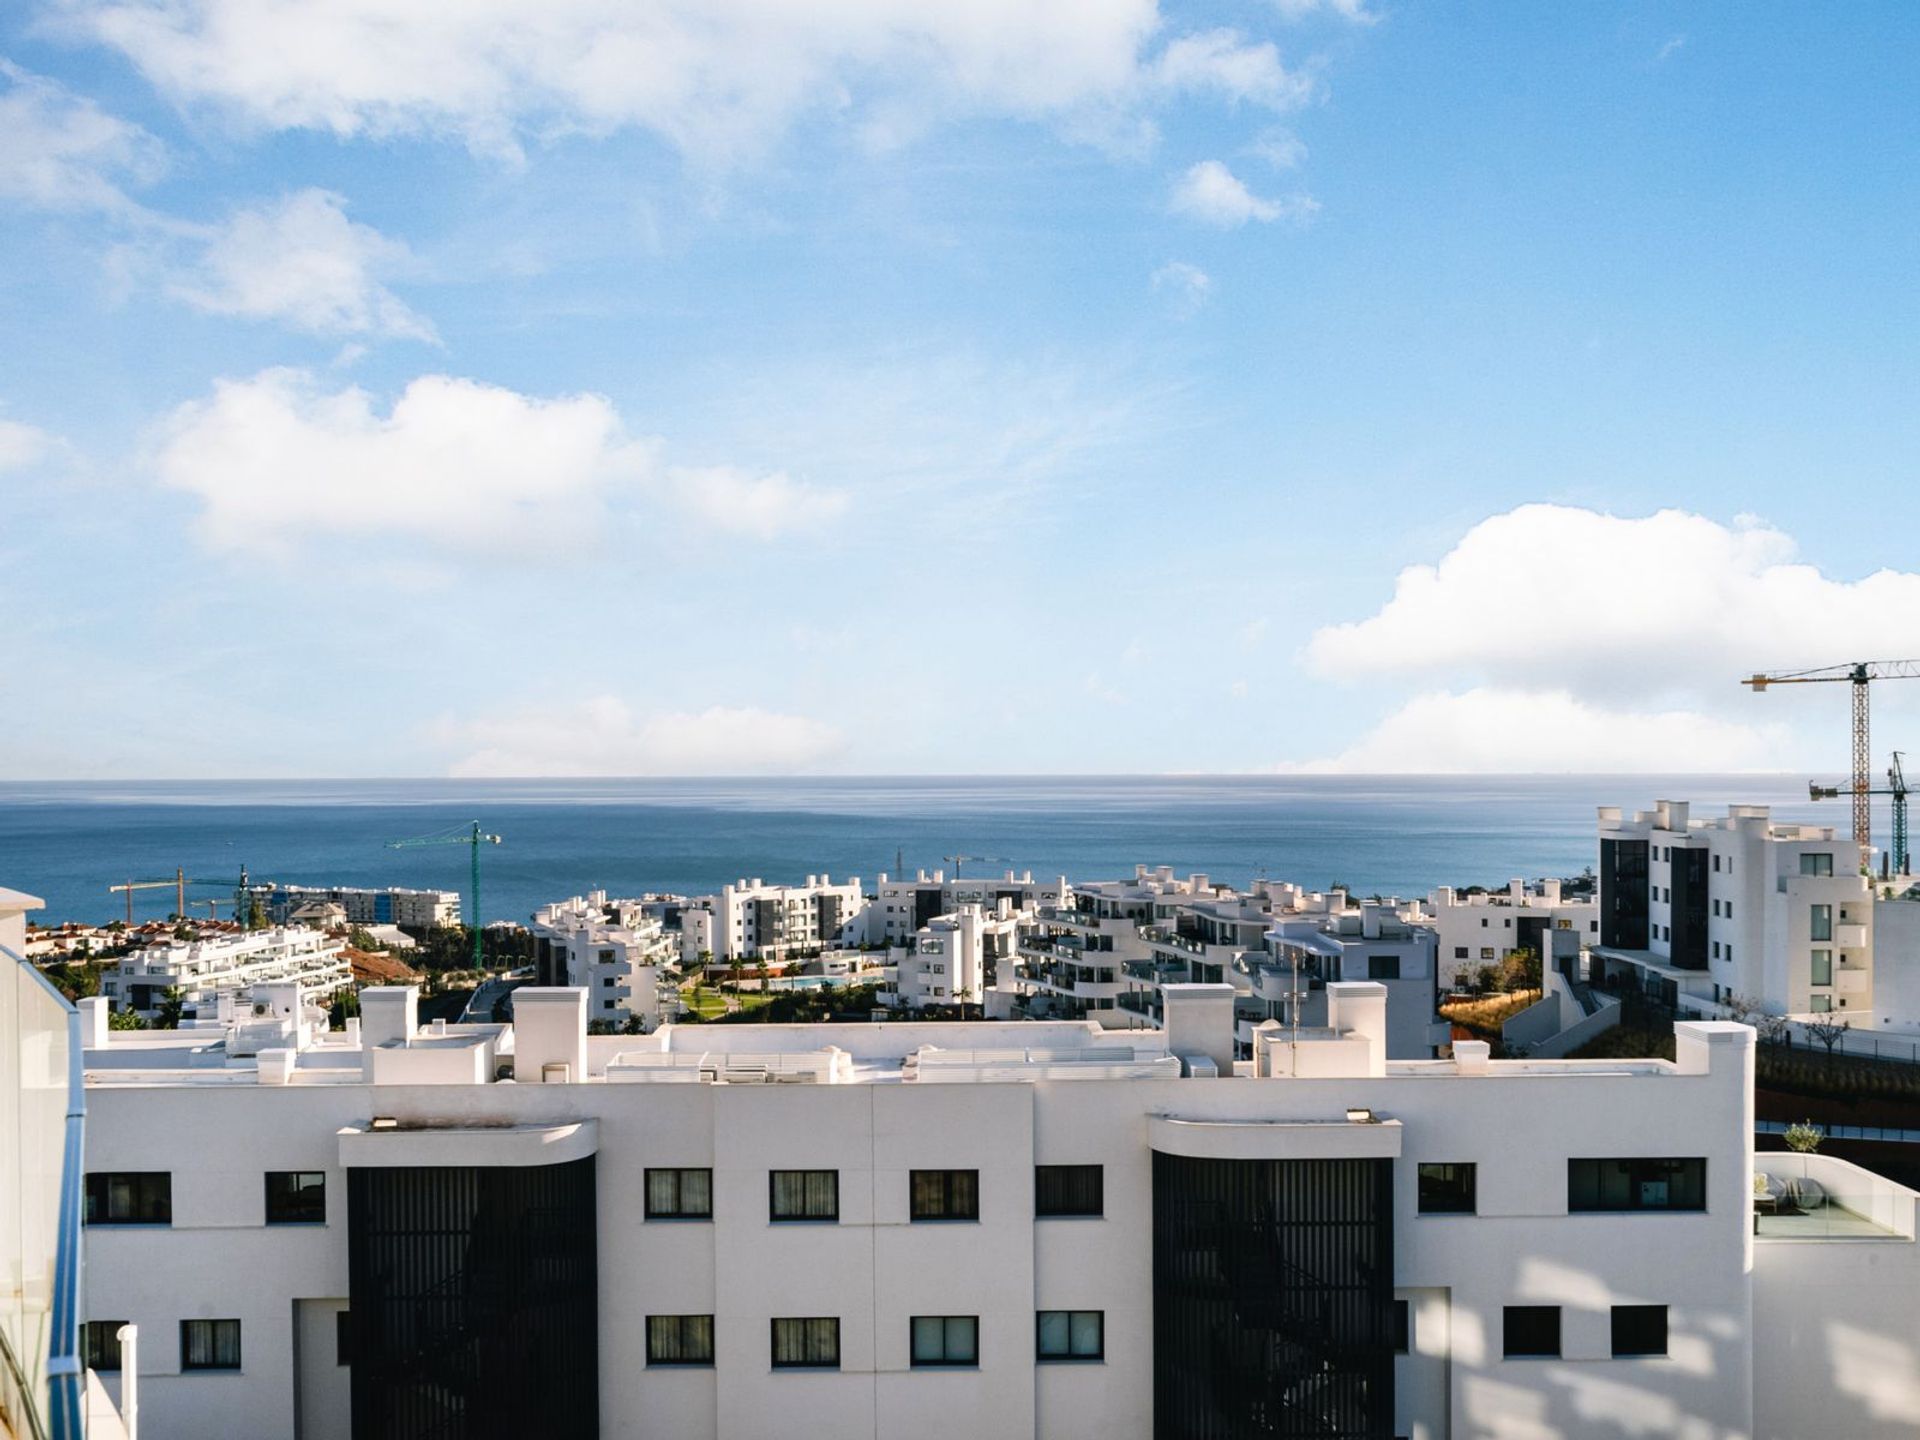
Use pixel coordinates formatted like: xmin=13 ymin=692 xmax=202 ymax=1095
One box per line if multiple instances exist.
xmin=513 ymin=988 xmax=588 ymax=1083
xmin=1326 ymin=981 xmax=1388 ymax=1077
xmin=1162 ymin=983 xmax=1236 ymax=1077
xmin=361 ymin=986 xmax=419 ymax=1049
xmin=78 ymin=995 xmax=110 ymax=1049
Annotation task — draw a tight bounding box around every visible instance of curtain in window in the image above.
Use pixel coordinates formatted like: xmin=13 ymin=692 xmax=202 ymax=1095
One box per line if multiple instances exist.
xmin=184 ymin=1320 xmax=240 ymax=1369
xmin=647 ymin=1315 xmax=713 ymax=1364
xmin=772 ymin=1318 xmax=838 ymax=1366
xmin=772 ymin=1170 xmax=837 ymax=1218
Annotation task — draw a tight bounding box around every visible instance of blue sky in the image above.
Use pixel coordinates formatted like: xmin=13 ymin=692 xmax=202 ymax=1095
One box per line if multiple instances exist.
xmin=2 ymin=1 xmax=1917 ymax=777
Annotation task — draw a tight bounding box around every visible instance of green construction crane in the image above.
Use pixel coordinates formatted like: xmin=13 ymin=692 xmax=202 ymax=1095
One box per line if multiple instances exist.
xmin=386 ymin=821 xmax=503 ymax=968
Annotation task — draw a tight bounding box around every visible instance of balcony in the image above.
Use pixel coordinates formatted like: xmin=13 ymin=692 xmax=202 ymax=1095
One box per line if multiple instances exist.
xmin=1754 ymin=1153 xmax=1917 ymax=1241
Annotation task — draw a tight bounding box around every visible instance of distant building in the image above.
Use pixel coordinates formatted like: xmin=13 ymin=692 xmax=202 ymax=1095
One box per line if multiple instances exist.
xmin=678 ymin=875 xmax=868 ymax=963
xmin=871 ymin=869 xmax=1067 ymax=947
xmin=1423 ymin=879 xmax=1600 ymax=989
xmin=102 ymin=925 xmax=350 ymax=1020
xmin=239 ymin=883 xmax=461 ymax=930
xmin=886 ymin=903 xmax=1022 ymax=1011
xmin=530 ymin=892 xmax=679 ymax=1030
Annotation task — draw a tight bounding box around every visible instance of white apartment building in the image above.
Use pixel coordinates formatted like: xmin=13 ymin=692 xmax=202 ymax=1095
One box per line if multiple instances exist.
xmin=1595 ymin=801 xmax=1875 ymax=1021
xmin=1424 ymin=879 xmax=1600 ymax=990
xmin=871 ymin=870 xmax=1067 ymax=947
xmin=530 ymin=892 xmax=679 ymax=1031
xmin=241 ymin=884 xmax=462 ymax=931
xmin=66 ymin=974 xmax=1920 ymax=1440
xmin=886 ymin=904 xmax=1021 ymax=1011
xmin=678 ymin=875 xmax=868 ymax=963
xmin=1252 ymin=901 xmax=1448 ymax=1059
xmin=100 ymin=926 xmax=350 ymax=1021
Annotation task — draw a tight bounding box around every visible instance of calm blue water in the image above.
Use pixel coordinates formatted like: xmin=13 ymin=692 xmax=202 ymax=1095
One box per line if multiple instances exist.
xmin=0 ymin=775 xmax=1856 ymax=927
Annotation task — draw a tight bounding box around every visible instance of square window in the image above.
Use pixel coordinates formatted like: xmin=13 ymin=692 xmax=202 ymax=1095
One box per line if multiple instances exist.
xmin=181 ymin=1318 xmax=242 ymax=1371
xmin=264 ymin=1171 xmax=326 ymax=1225
xmin=1368 ymin=955 xmax=1401 ymax=981
xmin=770 ymin=1170 xmax=839 ymax=1222
xmin=1503 ymin=1306 xmax=1560 ymax=1359
xmin=1417 ymin=1162 xmax=1476 ymax=1215
xmin=1037 ymin=1310 xmax=1104 ymax=1361
xmin=911 ymin=1169 xmax=980 ymax=1221
xmin=1801 ymin=853 xmax=1834 ymax=878
xmin=771 ymin=1317 xmax=840 ymax=1369
xmin=647 ymin=1314 xmax=715 ymax=1366
xmin=83 ymin=1321 xmax=126 ymax=1372
xmin=84 ymin=1172 xmax=171 ymax=1225
xmin=1453 ymin=946 xmax=1468 ymax=959
xmin=1035 ymin=1164 xmax=1103 ymax=1218
xmin=910 ymin=1315 xmax=979 ymax=1367
xmin=1811 ymin=994 xmax=1833 ymax=1013
xmin=1611 ymin=1304 xmax=1668 ymax=1358
xmin=647 ymin=1168 xmax=713 ymax=1219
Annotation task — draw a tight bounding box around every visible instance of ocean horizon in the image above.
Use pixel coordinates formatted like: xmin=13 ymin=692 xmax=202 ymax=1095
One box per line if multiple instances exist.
xmin=1 ymin=773 xmax=1879 ymax=928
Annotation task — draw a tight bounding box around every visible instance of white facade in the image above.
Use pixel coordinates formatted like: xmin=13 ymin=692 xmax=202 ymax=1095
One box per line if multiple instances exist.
xmin=530 ymin=892 xmax=679 ymax=1030
xmin=871 ymin=870 xmax=1067 ymax=947
xmin=888 ymin=904 xmax=1021 ymax=1010
xmin=1596 ymin=801 xmax=1875 ymax=1021
xmin=242 ymin=884 xmax=462 ymax=930
xmin=1424 ymin=879 xmax=1599 ymax=990
xmin=101 ymin=926 xmax=350 ymax=1020
xmin=68 ymin=974 xmax=1920 ymax=1440
xmin=680 ymin=875 xmax=868 ymax=962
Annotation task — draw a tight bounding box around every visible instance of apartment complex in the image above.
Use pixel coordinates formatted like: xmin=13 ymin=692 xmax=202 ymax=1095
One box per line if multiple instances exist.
xmin=100 ymin=926 xmax=350 ymax=1020
xmin=529 ymin=892 xmax=680 ymax=1031
xmin=1424 ymin=879 xmax=1599 ymax=989
xmin=678 ymin=875 xmax=868 ymax=963
xmin=67 ymin=972 xmax=1920 ymax=1440
xmin=1595 ymin=801 xmax=1876 ymax=1021
xmin=885 ymin=903 xmax=1022 ymax=1010
xmin=872 ymin=870 xmax=1068 ymax=947
xmin=240 ymin=884 xmax=462 ymax=931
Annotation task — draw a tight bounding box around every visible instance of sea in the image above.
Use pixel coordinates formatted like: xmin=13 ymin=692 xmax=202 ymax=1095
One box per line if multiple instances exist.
xmin=0 ymin=775 xmax=1865 ymax=928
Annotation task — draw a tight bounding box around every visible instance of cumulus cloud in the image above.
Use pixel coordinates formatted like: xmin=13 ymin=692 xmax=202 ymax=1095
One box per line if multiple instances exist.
xmin=0 ymin=419 xmax=55 ymax=471
xmin=1152 ymin=260 xmax=1212 ymax=315
xmin=1278 ymin=689 xmax=1787 ymax=774
xmin=1304 ymin=504 xmax=1920 ymax=699
xmin=55 ymin=0 xmax=1326 ymax=162
xmin=168 ymin=189 xmax=435 ymax=340
xmin=1169 ymin=159 xmax=1315 ymax=227
xmin=442 ymin=697 xmax=846 ymax=775
xmin=152 ymin=367 xmax=841 ymax=555
xmin=0 ymin=58 xmax=166 ymax=213
xmin=660 ymin=465 xmax=848 ymax=539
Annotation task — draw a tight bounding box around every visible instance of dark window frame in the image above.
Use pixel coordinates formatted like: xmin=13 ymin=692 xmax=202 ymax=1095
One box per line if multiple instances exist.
xmin=1611 ymin=1304 xmax=1669 ymax=1358
xmin=264 ymin=1171 xmax=327 ymax=1225
xmin=83 ymin=1321 xmax=126 ymax=1372
xmin=1036 ymin=1309 xmax=1104 ymax=1361
xmin=645 ymin=1167 xmax=714 ymax=1220
xmin=84 ymin=1172 xmax=172 ymax=1226
xmin=909 ymin=1315 xmax=980 ymax=1368
xmin=1568 ymin=1157 xmax=1707 ymax=1213
xmin=1416 ymin=1162 xmax=1477 ymax=1215
xmin=770 ymin=1316 xmax=841 ymax=1369
xmin=1503 ymin=1306 xmax=1561 ymax=1359
xmin=1035 ymin=1164 xmax=1103 ymax=1218
xmin=180 ymin=1318 xmax=243 ymax=1372
xmin=769 ymin=1169 xmax=839 ymax=1222
xmin=910 ymin=1168 xmax=980 ymax=1222
xmin=646 ymin=1314 xmax=716 ymax=1367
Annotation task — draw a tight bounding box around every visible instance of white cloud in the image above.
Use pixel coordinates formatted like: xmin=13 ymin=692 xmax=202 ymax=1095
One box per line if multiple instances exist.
xmin=1151 ymin=260 xmax=1211 ymax=315
xmin=1279 ymin=688 xmax=1786 ymax=774
xmin=442 ymin=696 xmax=846 ymax=775
xmin=169 ymin=188 xmax=435 ymax=340
xmin=152 ymin=367 xmax=842 ymax=555
xmin=1152 ymin=30 xmax=1314 ymax=110
xmin=1247 ymin=126 xmax=1308 ymax=169
xmin=0 ymin=419 xmax=55 ymax=471
xmin=1304 ymin=504 xmax=1920 ymax=700
xmin=1169 ymin=159 xmax=1315 ymax=227
xmin=660 ymin=465 xmax=848 ymax=540
xmin=0 ymin=58 xmax=166 ymax=213
xmin=54 ymin=0 xmax=1317 ymax=163
xmin=1656 ymin=34 xmax=1687 ymax=63
xmin=1271 ymin=0 xmax=1375 ymax=22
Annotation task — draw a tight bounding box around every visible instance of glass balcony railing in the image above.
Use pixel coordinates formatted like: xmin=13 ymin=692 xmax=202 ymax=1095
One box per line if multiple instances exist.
xmin=1 ymin=939 xmax=88 ymax=1440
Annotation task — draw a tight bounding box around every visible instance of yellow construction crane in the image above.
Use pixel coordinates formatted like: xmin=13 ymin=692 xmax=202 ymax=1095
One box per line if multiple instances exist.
xmin=107 ymin=868 xmax=188 ymax=925
xmin=1744 ymin=659 xmax=1920 ymax=865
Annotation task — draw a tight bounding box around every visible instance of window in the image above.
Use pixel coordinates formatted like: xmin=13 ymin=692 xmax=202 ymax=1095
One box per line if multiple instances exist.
xmin=1392 ymin=1300 xmax=1410 ymax=1355
xmin=910 ymin=1316 xmax=979 ymax=1367
xmin=181 ymin=1319 xmax=242 ymax=1371
xmin=1713 ymin=854 xmax=1721 ymax=872
xmin=1801 ymin=853 xmax=1834 ymax=878
xmin=647 ymin=1315 xmax=715 ymax=1366
xmin=1811 ymin=995 xmax=1833 ymax=1013
xmin=1368 ymin=955 xmax=1401 ymax=981
xmin=264 ymin=1171 xmax=326 ymax=1224
xmin=84 ymin=1172 xmax=171 ymax=1225
xmin=1503 ymin=1306 xmax=1560 ymax=1359
xmin=1567 ymin=1158 xmax=1706 ymax=1212
xmin=770 ymin=1170 xmax=838 ymax=1221
xmin=1480 ymin=947 xmax=1495 ymax=961
xmin=83 ymin=1321 xmax=126 ymax=1372
xmin=1811 ymin=904 xmax=1833 ymax=942
xmin=1712 ymin=941 xmax=1721 ymax=960
xmin=1036 ymin=1164 xmax=1103 ymax=1217
xmin=771 ymin=1317 xmax=840 ymax=1369
xmin=1811 ymin=949 xmax=1833 ymax=987
xmin=911 ymin=1169 xmax=980 ymax=1221
xmin=1454 ymin=946 xmax=1468 ymax=959
xmin=1417 ymin=1163 xmax=1476 ymax=1215
xmin=1611 ymin=1305 xmax=1668 ymax=1357
xmin=646 ymin=1168 xmax=713 ymax=1219
xmin=1037 ymin=1310 xmax=1104 ymax=1361
xmin=336 ymin=1311 xmax=352 ymax=1366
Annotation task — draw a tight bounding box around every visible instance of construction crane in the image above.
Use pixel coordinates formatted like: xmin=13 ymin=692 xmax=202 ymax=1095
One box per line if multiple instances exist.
xmin=1811 ymin=752 xmax=1911 ymax=878
xmin=943 ymin=854 xmax=1011 ymax=879
xmin=107 ymin=868 xmax=256 ymax=927
xmin=387 ymin=821 xmax=502 ymax=969
xmin=1744 ymin=659 xmax=1920 ymax=865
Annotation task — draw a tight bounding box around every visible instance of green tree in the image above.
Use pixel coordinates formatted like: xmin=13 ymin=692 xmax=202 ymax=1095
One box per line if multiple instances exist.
xmin=108 ymin=1007 xmax=147 ymax=1031
xmin=246 ymin=900 xmax=269 ymax=931
xmin=154 ymin=986 xmax=187 ymax=1029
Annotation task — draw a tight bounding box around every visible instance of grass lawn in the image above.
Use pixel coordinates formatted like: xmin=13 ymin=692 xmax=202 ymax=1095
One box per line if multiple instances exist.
xmin=1439 ymin=989 xmax=1542 ymax=1035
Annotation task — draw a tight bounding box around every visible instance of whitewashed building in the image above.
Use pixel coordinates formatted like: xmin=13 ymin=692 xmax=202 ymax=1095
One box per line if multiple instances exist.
xmin=1594 ymin=801 xmax=1876 ymax=1021
xmin=677 ymin=875 xmax=869 ymax=963
xmin=242 ymin=885 xmax=462 ymax=930
xmin=100 ymin=926 xmax=350 ymax=1021
xmin=66 ymin=973 xmax=1920 ymax=1440
xmin=1424 ymin=879 xmax=1599 ymax=990
xmin=530 ymin=892 xmax=679 ymax=1030
xmin=886 ymin=904 xmax=1022 ymax=1011
xmin=872 ymin=870 xmax=1067 ymax=947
